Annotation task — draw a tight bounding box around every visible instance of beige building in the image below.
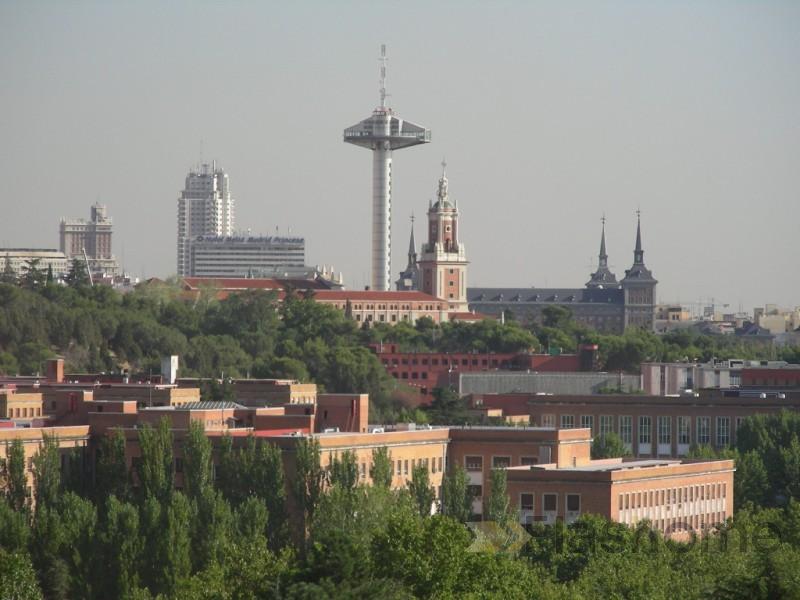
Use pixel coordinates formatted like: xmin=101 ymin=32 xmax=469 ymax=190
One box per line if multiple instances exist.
xmin=0 ymin=249 xmax=69 ymax=279
xmin=59 ymin=203 xmax=119 ymax=276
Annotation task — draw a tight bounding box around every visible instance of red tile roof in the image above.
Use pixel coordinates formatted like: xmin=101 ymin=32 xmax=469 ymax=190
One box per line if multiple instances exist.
xmin=312 ymin=290 xmax=447 ymax=303
xmin=182 ymin=277 xmax=331 ymax=291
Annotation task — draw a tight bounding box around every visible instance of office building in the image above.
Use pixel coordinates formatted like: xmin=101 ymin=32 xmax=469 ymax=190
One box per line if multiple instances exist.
xmin=187 ymin=235 xmax=305 ymax=278
xmin=0 ymin=248 xmax=69 ymax=279
xmin=177 ymin=162 xmax=234 ymax=276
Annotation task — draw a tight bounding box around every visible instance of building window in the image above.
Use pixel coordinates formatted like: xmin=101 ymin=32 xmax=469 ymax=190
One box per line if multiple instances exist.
xmin=600 ymin=415 xmax=614 ymax=437
xmin=678 ymin=416 xmax=691 ymax=445
xmin=492 ymin=456 xmax=511 ymax=469
xmin=638 ymin=416 xmax=652 ymax=445
xmin=465 ymin=456 xmax=483 ymax=471
xmin=560 ymin=414 xmax=575 ymax=429
xmin=404 ymin=460 xmax=409 ymax=475
xmin=520 ymin=493 xmax=534 ymax=511
xmin=543 ymin=493 xmax=557 ymax=512
xmin=542 ymin=414 xmax=556 ymax=428
xmin=657 ymin=416 xmax=671 ymax=445
xmin=697 ymin=417 xmax=710 ymax=445
xmin=566 ymin=494 xmax=580 ymax=513
xmin=520 ymin=456 xmax=537 ymax=466
xmin=580 ymin=415 xmax=594 ymax=431
xmin=619 ymin=416 xmax=632 ymax=444
xmin=716 ymin=417 xmax=731 ymax=448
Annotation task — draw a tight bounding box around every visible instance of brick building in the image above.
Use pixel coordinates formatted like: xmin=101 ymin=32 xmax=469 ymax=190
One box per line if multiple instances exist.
xmin=371 ymin=343 xmax=591 ymax=403
xmin=0 ymin=367 xmax=733 ymax=538
xmin=470 ymin=388 xmax=800 ymax=457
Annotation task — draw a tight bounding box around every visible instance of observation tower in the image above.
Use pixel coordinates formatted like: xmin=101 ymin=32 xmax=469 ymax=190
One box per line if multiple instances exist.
xmin=344 ymin=45 xmax=431 ymax=291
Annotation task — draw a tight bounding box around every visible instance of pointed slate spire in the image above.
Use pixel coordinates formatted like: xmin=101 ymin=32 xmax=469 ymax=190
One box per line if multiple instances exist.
xmin=621 ymin=209 xmax=656 ymax=284
xmin=633 ymin=209 xmax=644 ymax=265
xmin=586 ymin=215 xmax=617 ymax=289
xmin=599 ymin=215 xmax=608 ymax=267
xmin=407 ymin=213 xmax=417 ymax=265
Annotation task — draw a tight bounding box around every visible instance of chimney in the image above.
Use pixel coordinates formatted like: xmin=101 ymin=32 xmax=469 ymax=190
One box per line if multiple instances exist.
xmin=45 ymin=358 xmax=64 ymax=383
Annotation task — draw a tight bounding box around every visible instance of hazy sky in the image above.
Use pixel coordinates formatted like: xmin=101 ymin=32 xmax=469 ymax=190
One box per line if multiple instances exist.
xmin=1 ymin=1 xmax=798 ymax=312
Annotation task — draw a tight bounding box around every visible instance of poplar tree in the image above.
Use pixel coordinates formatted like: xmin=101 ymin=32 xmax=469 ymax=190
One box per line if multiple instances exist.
xmin=370 ymin=446 xmax=393 ymax=489
xmin=408 ymin=464 xmax=435 ymax=517
xmin=442 ymin=465 xmax=472 ymax=523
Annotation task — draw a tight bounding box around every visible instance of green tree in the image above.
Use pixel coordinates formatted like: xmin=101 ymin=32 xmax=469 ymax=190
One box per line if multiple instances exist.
xmin=64 ymin=259 xmax=90 ymax=288
xmin=735 ymin=450 xmax=770 ymax=508
xmin=0 ymin=254 xmax=16 ymax=284
xmin=426 ymin=386 xmax=469 ymax=425
xmin=254 ymin=441 xmax=289 ymax=549
xmin=135 ymin=418 xmax=174 ymax=502
xmin=95 ymin=429 xmax=130 ymax=503
xmin=32 ymin=434 xmax=61 ymax=508
xmin=0 ymin=499 xmax=31 ymax=551
xmin=0 ymin=350 xmax=19 ymax=375
xmin=21 ymin=258 xmax=45 ymax=289
xmin=485 ymin=468 xmax=514 ymax=525
xmin=97 ymin=496 xmax=143 ymax=599
xmin=442 ymin=465 xmax=472 ymax=523
xmin=0 ymin=549 xmax=43 ymax=600
xmin=183 ymin=420 xmax=213 ymax=502
xmin=162 ymin=491 xmax=193 ymax=596
xmin=293 ymin=437 xmax=325 ymax=544
xmin=407 ymin=464 xmax=435 ymax=517
xmin=591 ymin=432 xmax=631 ymax=459
xmin=370 ymin=446 xmax=393 ymax=489
xmin=4 ymin=438 xmax=28 ymax=512
xmin=328 ymin=450 xmax=358 ymax=492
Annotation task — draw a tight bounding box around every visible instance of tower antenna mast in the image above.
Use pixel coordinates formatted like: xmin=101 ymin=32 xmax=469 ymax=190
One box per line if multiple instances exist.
xmin=379 ymin=44 xmax=388 ymax=107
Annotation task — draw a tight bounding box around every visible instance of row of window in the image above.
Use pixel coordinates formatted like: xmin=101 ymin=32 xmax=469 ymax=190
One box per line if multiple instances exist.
xmin=464 ymin=455 xmax=538 ymax=472
xmin=6 ymin=406 xmax=42 ymax=418
xmin=544 ymin=414 xmax=743 ymax=448
xmin=619 ymin=483 xmax=727 ymax=511
xmin=393 ymin=456 xmax=444 ymax=477
xmin=392 ymin=371 xmax=429 ymax=380
xmin=383 ymin=357 xmax=507 ymax=368
xmin=517 ymin=492 xmax=580 ymax=514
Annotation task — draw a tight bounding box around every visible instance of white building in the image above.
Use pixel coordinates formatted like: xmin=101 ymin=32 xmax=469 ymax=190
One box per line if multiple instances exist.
xmin=188 ymin=235 xmax=306 ymax=278
xmin=0 ymin=249 xmax=69 ymax=279
xmin=177 ymin=163 xmax=234 ymax=276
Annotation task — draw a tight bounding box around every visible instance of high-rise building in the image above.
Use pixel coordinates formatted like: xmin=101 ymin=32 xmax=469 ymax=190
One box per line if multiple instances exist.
xmin=177 ymin=162 xmax=234 ymax=276
xmin=59 ymin=203 xmax=119 ymax=275
xmin=343 ymin=45 xmax=431 ymax=291
xmin=417 ymin=164 xmax=469 ymax=311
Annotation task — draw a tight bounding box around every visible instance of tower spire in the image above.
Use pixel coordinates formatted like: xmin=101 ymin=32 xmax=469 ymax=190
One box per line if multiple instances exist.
xmin=408 ymin=213 xmax=416 ymax=259
xmin=599 ymin=214 xmax=608 ymax=266
xmin=634 ymin=209 xmax=644 ymax=264
xmin=586 ymin=214 xmax=617 ymax=289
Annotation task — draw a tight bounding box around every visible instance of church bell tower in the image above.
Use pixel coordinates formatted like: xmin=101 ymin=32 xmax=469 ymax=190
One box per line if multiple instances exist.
xmin=417 ymin=162 xmax=469 ymax=311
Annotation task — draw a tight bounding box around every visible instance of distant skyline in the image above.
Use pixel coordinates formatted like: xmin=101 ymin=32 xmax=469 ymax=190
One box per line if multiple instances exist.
xmin=1 ymin=2 xmax=798 ymax=312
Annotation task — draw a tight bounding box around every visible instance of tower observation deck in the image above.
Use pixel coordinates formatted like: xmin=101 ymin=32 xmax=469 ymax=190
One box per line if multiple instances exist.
xmin=344 ymin=45 xmax=431 ymax=291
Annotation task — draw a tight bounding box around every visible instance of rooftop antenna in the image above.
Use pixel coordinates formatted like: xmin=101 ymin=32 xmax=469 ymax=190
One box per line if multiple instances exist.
xmin=379 ymin=44 xmax=388 ymax=107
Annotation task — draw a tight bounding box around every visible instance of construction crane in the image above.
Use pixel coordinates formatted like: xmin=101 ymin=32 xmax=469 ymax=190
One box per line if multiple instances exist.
xmin=81 ymin=247 xmax=94 ymax=287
